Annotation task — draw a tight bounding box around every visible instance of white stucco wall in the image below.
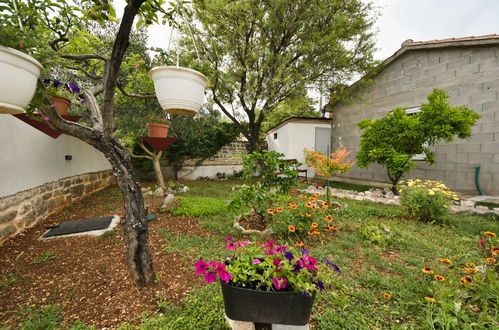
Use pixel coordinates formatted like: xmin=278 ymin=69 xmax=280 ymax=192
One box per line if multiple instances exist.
xmin=266 ymin=121 xmax=331 ymax=177
xmin=0 ymin=115 xmax=112 ymax=198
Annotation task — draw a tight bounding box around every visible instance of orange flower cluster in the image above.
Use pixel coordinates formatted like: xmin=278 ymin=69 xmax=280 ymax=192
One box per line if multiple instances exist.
xmin=269 ymin=193 xmax=339 ymax=238
xmin=304 ymin=148 xmax=356 ymax=177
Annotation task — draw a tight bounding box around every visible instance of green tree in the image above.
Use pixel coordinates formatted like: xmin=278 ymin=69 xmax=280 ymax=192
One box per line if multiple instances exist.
xmin=180 ymin=0 xmax=377 ymax=151
xmin=166 ymin=110 xmax=240 ymax=179
xmin=2 ymin=0 xmax=176 ymax=286
xmin=357 ymin=89 xmax=481 ymax=191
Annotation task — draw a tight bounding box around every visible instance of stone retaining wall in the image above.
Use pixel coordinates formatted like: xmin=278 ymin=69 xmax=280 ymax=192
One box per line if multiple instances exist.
xmin=0 ymin=170 xmax=116 ymax=244
xmin=183 ymin=142 xmax=248 ymax=166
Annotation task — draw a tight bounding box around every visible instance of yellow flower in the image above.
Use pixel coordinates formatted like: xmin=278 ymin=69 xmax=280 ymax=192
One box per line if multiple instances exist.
xmin=310 ymin=223 xmax=318 ymax=229
xmin=277 ymin=207 xmax=283 ymax=212
xmin=466 ymin=262 xmax=476 ymax=268
xmin=319 ymin=209 xmax=325 ymax=213
xmin=439 ymin=258 xmax=452 ymax=264
xmin=383 ymin=293 xmax=392 ymax=299
xmin=325 ymin=215 xmax=333 ymax=222
xmin=300 ymin=194 xmax=307 ymax=199
xmin=424 ymin=295 xmax=436 ymax=303
xmin=306 ymin=202 xmax=313 ymax=208
xmin=463 ymin=267 xmax=477 ymax=274
xmin=288 ymin=225 xmax=296 ymax=233
xmin=267 ymin=209 xmax=274 ymax=215
xmin=314 ymin=192 xmax=321 ymax=197
xmin=434 ymin=275 xmax=445 ymax=282
xmin=484 ymin=232 xmax=497 ymax=238
xmin=486 ymin=257 xmax=496 ymax=263
xmin=460 ymin=276 xmax=473 ymax=285
xmin=422 ymin=267 xmax=434 ymax=274
xmin=295 ymin=241 xmax=304 ymax=248
xmin=428 ymin=190 xmax=435 ymax=195
xmin=306 ymin=212 xmax=312 ymax=217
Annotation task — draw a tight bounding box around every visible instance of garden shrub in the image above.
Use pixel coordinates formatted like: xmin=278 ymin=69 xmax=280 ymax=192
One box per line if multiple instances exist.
xmin=168 ymin=197 xmax=227 ymax=217
xmin=398 ymin=179 xmax=458 ymax=222
xmin=229 ymin=150 xmax=298 ymax=218
xmin=359 ymin=222 xmax=398 ymax=247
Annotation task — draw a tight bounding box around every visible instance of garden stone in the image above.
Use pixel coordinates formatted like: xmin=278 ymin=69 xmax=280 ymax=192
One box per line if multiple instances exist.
xmin=154 ymin=188 xmax=164 ymax=197
xmin=383 ymin=188 xmax=394 ymax=199
xmin=180 ymin=186 xmax=189 ymax=193
xmin=224 ymin=314 xmax=255 ymax=330
xmin=493 ymin=208 xmax=499 ymax=214
xmin=460 ymin=200 xmax=475 ymax=208
xmin=161 ymin=193 xmax=179 ymax=210
xmin=474 ymin=206 xmax=490 ymax=214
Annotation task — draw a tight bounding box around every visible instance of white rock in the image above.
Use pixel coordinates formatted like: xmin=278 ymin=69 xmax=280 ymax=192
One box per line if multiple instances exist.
xmin=181 ymin=186 xmax=189 ymax=193
xmin=154 ymin=188 xmax=164 ymax=197
xmin=461 ymin=200 xmax=475 ymax=208
xmin=474 ymin=206 xmax=490 ymax=214
xmin=161 ymin=193 xmax=179 ymax=210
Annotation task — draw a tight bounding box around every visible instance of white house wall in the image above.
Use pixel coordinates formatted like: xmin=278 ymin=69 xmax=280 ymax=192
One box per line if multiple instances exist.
xmin=266 ymin=121 xmax=331 ymax=177
xmin=0 ymin=115 xmax=111 ymax=198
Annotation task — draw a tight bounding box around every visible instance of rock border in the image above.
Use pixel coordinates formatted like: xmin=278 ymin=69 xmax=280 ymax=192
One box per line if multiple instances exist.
xmin=233 ymin=215 xmax=273 ymax=236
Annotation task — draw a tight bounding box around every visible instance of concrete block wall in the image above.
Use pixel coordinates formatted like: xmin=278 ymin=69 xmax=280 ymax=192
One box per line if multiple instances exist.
xmin=331 ymin=46 xmax=499 ymax=194
xmin=0 ymin=170 xmax=116 ymax=244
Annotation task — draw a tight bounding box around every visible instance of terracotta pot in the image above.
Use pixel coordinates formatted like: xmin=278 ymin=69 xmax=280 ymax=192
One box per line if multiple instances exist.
xmin=0 ymin=45 xmax=43 ymax=114
xmin=221 ymin=280 xmax=316 ymax=325
xmin=149 ymin=66 xmax=208 ymax=116
xmin=52 ymin=96 xmax=70 ymax=115
xmin=147 ymin=122 xmax=169 ymax=138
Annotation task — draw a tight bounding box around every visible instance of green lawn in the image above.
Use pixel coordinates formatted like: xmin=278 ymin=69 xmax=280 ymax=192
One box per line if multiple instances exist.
xmin=18 ymin=179 xmax=498 ymax=329
xmin=142 ymin=180 xmax=498 ymax=329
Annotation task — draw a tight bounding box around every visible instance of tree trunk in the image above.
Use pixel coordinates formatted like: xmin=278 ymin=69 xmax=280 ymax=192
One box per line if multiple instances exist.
xmin=99 ymin=137 xmax=155 ymax=286
xmin=152 ymin=152 xmax=165 ymax=190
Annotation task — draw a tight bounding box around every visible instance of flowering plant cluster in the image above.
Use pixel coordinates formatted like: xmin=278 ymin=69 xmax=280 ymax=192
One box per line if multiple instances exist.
xmin=418 ymin=231 xmax=497 ymax=306
xmin=42 ymin=78 xmax=83 ymax=104
xmin=148 ymin=116 xmax=171 ymax=125
xmin=195 ymin=237 xmax=341 ymax=295
xmin=268 ymin=192 xmax=338 ymax=240
xmin=398 ymin=179 xmax=457 ymax=222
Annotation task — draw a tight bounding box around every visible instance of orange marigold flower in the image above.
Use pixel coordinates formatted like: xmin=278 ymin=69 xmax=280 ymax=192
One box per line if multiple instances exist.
xmin=439 ymin=258 xmax=452 ymax=264
xmin=322 ymin=202 xmax=329 ymax=208
xmin=289 ymin=202 xmax=297 ymax=207
xmin=434 ymin=275 xmax=445 ymax=282
xmin=295 ymin=241 xmax=304 ymax=248
xmin=300 ymin=194 xmax=307 ymax=199
xmin=291 ymin=205 xmax=298 ymax=209
xmin=422 ymin=267 xmax=434 ymax=274
xmin=424 ymin=295 xmax=437 ymax=303
xmin=486 ymin=257 xmax=496 ymax=263
xmin=383 ymin=293 xmax=392 ymax=299
xmin=330 ymin=225 xmax=338 ymax=231
xmin=277 ymin=207 xmax=283 ymax=212
xmin=325 ymin=215 xmax=333 ymax=222
xmin=484 ymin=231 xmax=497 ymax=238
xmin=309 ymin=197 xmax=317 ymax=203
xmin=306 ymin=212 xmax=312 ymax=217
xmin=310 ymin=223 xmax=318 ymax=229
xmin=312 ymin=229 xmax=321 ymax=235
xmin=306 ymin=202 xmax=313 ymax=208
xmin=314 ymin=192 xmax=321 ymax=197
xmin=319 ymin=209 xmax=326 ymax=213
xmin=466 ymin=262 xmax=476 ymax=268
xmin=267 ymin=209 xmax=274 ymax=215
xmin=308 ymin=230 xmax=314 ymax=236
xmin=288 ymin=225 xmax=296 ymax=233
xmin=493 ymin=250 xmax=499 ymax=256
xmin=463 ymin=267 xmax=477 ymax=274
xmin=324 ymin=226 xmax=331 ymax=232
xmin=460 ymin=276 xmax=473 ymax=285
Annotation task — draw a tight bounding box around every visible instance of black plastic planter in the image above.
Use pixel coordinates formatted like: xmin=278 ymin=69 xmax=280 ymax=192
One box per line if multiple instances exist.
xmin=221 ymin=281 xmax=316 ymax=325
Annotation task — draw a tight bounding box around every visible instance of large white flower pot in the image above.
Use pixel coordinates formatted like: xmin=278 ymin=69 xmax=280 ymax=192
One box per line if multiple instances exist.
xmin=149 ymin=66 xmax=208 ymax=116
xmin=0 ymin=45 xmax=43 ymax=114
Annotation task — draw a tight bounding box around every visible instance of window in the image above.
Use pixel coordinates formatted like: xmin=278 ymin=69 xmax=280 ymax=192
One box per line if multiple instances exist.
xmin=273 ymin=132 xmax=278 ymax=140
xmin=405 ymin=106 xmax=425 ymax=161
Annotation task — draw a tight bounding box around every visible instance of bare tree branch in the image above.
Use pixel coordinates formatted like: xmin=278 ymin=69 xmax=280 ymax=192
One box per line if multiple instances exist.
xmin=67 ymin=66 xmax=102 ymax=80
xmin=62 ymin=54 xmax=109 ymax=61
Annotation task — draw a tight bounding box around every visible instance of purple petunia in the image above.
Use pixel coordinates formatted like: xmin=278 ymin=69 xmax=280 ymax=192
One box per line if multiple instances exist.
xmin=204 ymin=271 xmax=217 ymax=283
xmin=68 ymin=82 xmax=80 ymax=93
xmin=324 ymin=257 xmax=341 ymax=273
xmin=300 ymin=249 xmax=309 ymax=254
xmin=272 ymin=277 xmax=288 ymax=290
xmin=53 ymin=79 xmax=62 ymax=88
xmin=316 ymin=280 xmax=324 ymax=292
xmin=284 ymin=251 xmax=294 ymax=261
xmin=195 ymin=259 xmax=209 ymax=274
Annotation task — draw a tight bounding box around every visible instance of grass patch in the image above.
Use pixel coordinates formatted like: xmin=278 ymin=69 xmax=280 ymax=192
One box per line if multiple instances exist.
xmin=30 ymin=252 xmax=57 ymax=264
xmin=167 ymin=196 xmax=228 ymax=217
xmin=476 ymin=201 xmax=499 ymax=210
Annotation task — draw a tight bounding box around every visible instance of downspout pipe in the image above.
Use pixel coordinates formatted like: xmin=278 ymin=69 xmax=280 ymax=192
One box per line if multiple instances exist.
xmin=475 ymin=165 xmax=485 ymax=195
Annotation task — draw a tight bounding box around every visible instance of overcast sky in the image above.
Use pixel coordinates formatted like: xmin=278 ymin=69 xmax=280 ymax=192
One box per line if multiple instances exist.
xmin=116 ymin=0 xmax=499 ymax=61
xmin=374 ymin=0 xmax=499 ymax=60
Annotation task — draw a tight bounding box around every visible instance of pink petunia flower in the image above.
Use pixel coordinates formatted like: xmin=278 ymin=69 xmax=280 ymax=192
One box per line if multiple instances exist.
xmin=204 ymin=271 xmax=217 ymax=283
xmin=195 ymin=259 xmax=209 ymax=274
xmin=219 ymin=270 xmax=233 ymax=284
xmin=272 ymin=277 xmax=288 ymax=290
xmin=252 ymin=259 xmax=262 ymax=264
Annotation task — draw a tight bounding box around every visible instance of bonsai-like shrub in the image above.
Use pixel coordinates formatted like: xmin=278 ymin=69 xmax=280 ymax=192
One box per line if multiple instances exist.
xmin=398 ymin=179 xmax=458 ymax=222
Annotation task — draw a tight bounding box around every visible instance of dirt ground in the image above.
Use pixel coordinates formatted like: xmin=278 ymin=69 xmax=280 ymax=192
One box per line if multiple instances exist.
xmin=0 ymin=184 xmax=207 ymax=329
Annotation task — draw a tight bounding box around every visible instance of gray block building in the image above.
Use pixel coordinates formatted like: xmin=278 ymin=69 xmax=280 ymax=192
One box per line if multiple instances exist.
xmin=329 ymin=35 xmax=499 ymax=195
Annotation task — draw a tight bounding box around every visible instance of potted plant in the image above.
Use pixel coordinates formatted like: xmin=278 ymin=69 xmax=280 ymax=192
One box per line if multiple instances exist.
xmin=149 ymin=66 xmax=208 ymax=116
xmin=147 ymin=117 xmax=171 ymax=138
xmin=194 ymin=238 xmax=341 ymax=325
xmin=0 ymin=45 xmax=43 ymax=114
xmin=42 ymin=78 xmax=83 ymax=116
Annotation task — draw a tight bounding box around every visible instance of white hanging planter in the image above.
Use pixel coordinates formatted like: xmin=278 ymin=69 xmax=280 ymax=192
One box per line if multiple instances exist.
xmin=0 ymin=45 xmax=43 ymax=114
xmin=149 ymin=66 xmax=208 ymax=116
